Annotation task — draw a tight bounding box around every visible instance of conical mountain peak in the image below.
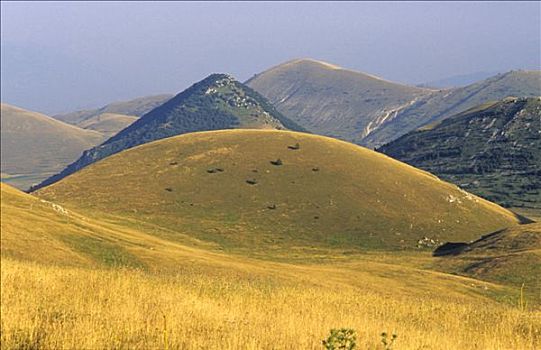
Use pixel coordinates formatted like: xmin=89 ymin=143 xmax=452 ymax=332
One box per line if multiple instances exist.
xmin=33 ymin=74 xmax=305 ymax=190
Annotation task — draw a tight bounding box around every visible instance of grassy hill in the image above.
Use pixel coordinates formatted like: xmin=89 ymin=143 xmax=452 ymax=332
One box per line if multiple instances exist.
xmin=54 ymin=94 xmax=173 ymax=125
xmin=364 ymin=70 xmax=541 ymax=147
xmin=0 ymin=103 xmax=105 ymax=190
xmin=34 ymin=74 xmax=305 ymax=190
xmin=36 ymin=130 xmax=520 ymax=256
xmin=432 ymin=222 xmax=541 ymax=304
xmin=77 ymin=113 xmax=138 ymax=137
xmin=379 ymin=97 xmax=541 ymax=209
xmin=246 ymin=58 xmax=431 ymax=145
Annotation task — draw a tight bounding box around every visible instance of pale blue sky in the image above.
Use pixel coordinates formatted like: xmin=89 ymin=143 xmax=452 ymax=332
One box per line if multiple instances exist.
xmin=1 ymin=1 xmax=540 ymax=114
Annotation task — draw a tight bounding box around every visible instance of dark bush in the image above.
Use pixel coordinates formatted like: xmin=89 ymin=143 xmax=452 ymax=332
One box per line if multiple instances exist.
xmin=288 ymin=143 xmax=300 ymax=150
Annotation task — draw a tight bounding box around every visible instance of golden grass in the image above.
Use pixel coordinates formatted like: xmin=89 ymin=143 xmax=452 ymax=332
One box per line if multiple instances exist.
xmin=3 ymin=164 xmax=540 ymax=350
xmin=2 ymin=182 xmax=541 ymax=349
xmin=1 ymin=258 xmax=540 ymax=350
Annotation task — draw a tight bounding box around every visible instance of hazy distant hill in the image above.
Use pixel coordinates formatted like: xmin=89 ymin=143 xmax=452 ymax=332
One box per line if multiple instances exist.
xmin=0 ymin=103 xmax=104 ymax=190
xmin=379 ymin=97 xmax=541 ymax=209
xmin=36 ymin=129 xmax=520 ymax=253
xmin=417 ymin=71 xmax=501 ymax=89
xmin=248 ymin=59 xmax=541 ymax=148
xmin=54 ymin=94 xmax=173 ymax=125
xmin=77 ymin=113 xmax=138 ymax=138
xmin=34 ymin=74 xmax=305 ymax=190
xmin=246 ymin=58 xmax=432 ymax=145
xmin=363 ymin=70 xmax=541 ymax=148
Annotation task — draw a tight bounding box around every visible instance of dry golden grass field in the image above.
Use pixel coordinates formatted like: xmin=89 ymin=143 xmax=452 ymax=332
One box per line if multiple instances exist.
xmin=2 ymin=130 xmax=540 ymax=349
xmin=2 ymin=258 xmax=540 ymax=350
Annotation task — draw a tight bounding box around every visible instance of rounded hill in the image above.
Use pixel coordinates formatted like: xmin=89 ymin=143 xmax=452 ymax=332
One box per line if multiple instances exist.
xmin=36 ymin=130 xmax=520 ymax=254
xmin=1 ymin=103 xmax=105 ymax=190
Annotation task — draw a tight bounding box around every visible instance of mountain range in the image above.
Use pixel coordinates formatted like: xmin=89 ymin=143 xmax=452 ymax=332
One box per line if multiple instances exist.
xmin=2 ymin=58 xmax=540 ymax=349
xmin=3 ymin=59 xmax=540 ymax=200
xmin=247 ymin=59 xmax=541 ymax=148
xmin=364 ymin=70 xmax=541 ymax=148
xmin=246 ymin=58 xmax=432 ymax=146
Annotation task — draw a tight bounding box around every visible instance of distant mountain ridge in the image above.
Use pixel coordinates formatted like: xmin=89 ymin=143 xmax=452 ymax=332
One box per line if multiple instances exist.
xmin=364 ymin=70 xmax=541 ymax=148
xmin=417 ymin=71 xmax=501 ymax=89
xmin=379 ymin=97 xmax=541 ymax=209
xmin=77 ymin=113 xmax=138 ymax=137
xmin=247 ymin=59 xmax=541 ymax=148
xmin=33 ymin=74 xmax=305 ymax=190
xmin=54 ymin=94 xmax=173 ymax=125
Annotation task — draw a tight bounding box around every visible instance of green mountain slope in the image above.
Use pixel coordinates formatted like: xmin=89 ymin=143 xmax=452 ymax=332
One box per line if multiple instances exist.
xmin=379 ymin=97 xmax=541 ymax=209
xmin=0 ymin=103 xmax=105 ymax=190
xmin=77 ymin=113 xmax=138 ymax=137
xmin=246 ymin=58 xmax=432 ymax=145
xmin=36 ymin=129 xmax=520 ymax=255
xmin=34 ymin=74 xmax=305 ymax=190
xmin=364 ymin=70 xmax=541 ymax=147
xmin=54 ymin=94 xmax=173 ymax=125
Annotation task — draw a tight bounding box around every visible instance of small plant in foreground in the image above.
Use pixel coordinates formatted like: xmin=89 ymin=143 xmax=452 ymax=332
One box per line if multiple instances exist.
xmin=322 ymin=328 xmax=357 ymax=350
xmin=381 ymin=331 xmax=397 ymax=350
xmin=163 ymin=314 xmax=169 ymax=350
xmin=518 ymin=282 xmax=527 ymax=312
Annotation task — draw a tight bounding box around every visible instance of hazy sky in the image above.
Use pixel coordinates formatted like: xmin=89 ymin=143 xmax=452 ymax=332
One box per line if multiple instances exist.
xmin=1 ymin=1 xmax=540 ymax=114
